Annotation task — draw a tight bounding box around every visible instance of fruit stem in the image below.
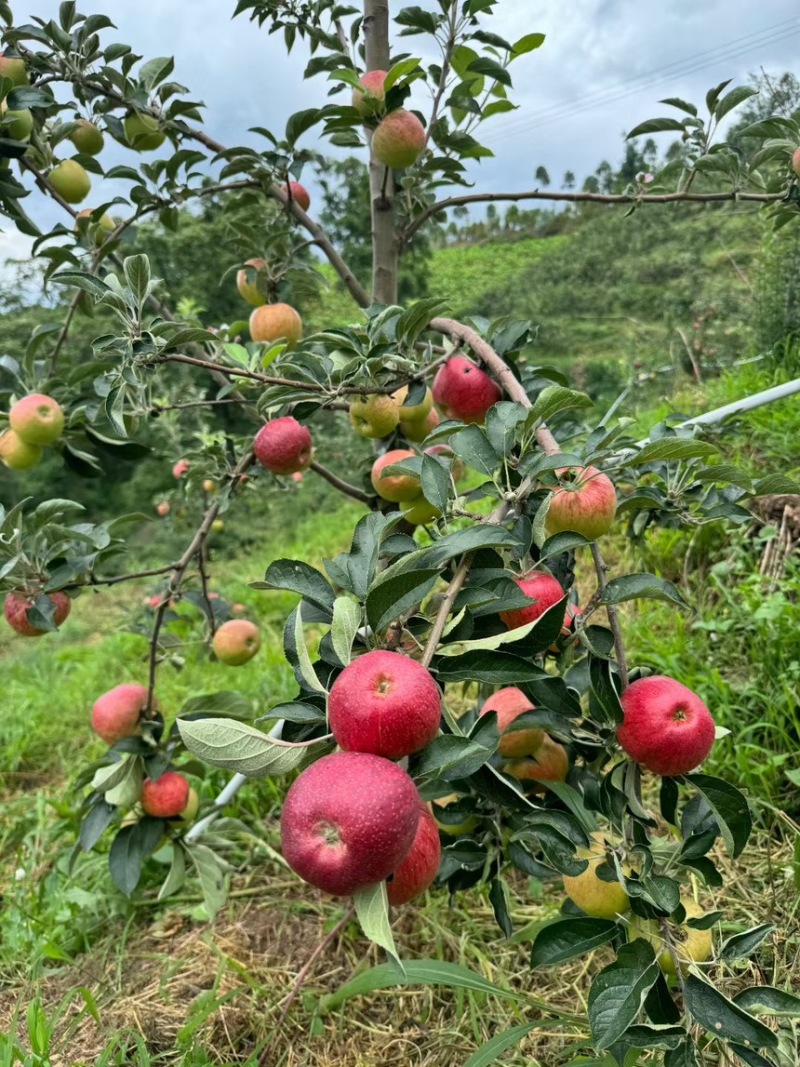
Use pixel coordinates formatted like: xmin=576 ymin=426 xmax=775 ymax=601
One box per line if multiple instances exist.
xmin=590 ymin=542 xmax=629 ymax=690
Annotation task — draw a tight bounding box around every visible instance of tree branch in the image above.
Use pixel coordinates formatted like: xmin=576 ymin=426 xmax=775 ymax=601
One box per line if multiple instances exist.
xmin=309 ymin=461 xmax=373 ymax=505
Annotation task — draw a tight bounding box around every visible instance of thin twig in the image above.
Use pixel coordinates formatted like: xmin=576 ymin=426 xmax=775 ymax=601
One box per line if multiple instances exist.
xmin=196 ymin=539 xmax=217 ymax=638
xmin=309 ymin=461 xmax=372 ymax=505
xmin=590 ymin=541 xmax=629 ymax=690
xmin=64 ymin=563 xmax=179 ymax=591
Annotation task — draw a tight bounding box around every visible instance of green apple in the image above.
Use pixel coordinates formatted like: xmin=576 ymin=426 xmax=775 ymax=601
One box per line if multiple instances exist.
xmin=349 ymin=394 xmax=400 ymax=439
xmin=69 ymin=119 xmax=104 ymax=155
xmin=124 ymin=111 xmax=165 ymax=151
xmin=48 ymin=160 xmax=91 ymax=204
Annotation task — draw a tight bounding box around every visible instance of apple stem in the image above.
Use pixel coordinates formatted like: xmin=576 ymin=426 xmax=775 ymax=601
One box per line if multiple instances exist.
xmin=590 ymin=542 xmax=630 ymax=691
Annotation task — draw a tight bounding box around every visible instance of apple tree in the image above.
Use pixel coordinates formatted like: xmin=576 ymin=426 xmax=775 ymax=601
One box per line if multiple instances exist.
xmin=2 ymin=1 xmax=800 ymax=1063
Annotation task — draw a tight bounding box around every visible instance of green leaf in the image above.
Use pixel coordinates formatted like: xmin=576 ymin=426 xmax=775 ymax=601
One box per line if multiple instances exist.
xmin=157 ymin=843 xmax=187 ymax=901
xmin=104 ymin=755 xmax=144 ymax=808
xmin=529 ymin=384 xmax=593 ymax=424
xmin=735 ymin=986 xmax=800 ymax=1017
xmin=684 ymin=774 xmax=751 ymax=858
xmin=177 ymin=717 xmax=312 ymax=776
xmin=51 ymin=269 xmax=110 ymax=298
xmin=665 ymin=1038 xmax=699 ymax=1067
xmin=285 ymin=107 xmax=323 ymax=145
xmin=384 ymin=57 xmax=422 ymax=90
xmin=421 ymin=453 xmax=450 ymax=513
xmin=752 ymin=474 xmax=800 ymax=496
xmin=411 ymin=734 xmax=495 ymax=781
xmin=627 ymin=117 xmax=687 ymax=138
xmin=531 ymin=918 xmax=619 ymax=967
xmin=187 ymin=843 xmax=228 ymax=920
xmin=511 ymin=32 xmax=545 ymax=57
xmin=108 ymin=820 xmax=163 ymax=897
xmin=451 ymin=425 xmax=499 ymax=476
xmin=262 ymin=558 xmax=335 ymax=614
xmin=123 ymin=254 xmax=151 ymax=306
xmin=434 ymin=649 xmax=548 ymax=684
xmin=629 ymin=439 xmax=719 ymax=465
xmin=684 ymin=974 xmax=778 ymax=1049
xmin=466 ymin=56 xmax=511 ymax=86
xmin=353 ymin=881 xmax=400 ymax=965
xmin=713 ymin=84 xmax=758 ymax=121
xmin=588 ymin=940 xmax=660 ymax=1049
xmin=330 ymin=596 xmax=361 ymax=666
xmin=600 ymin=573 xmax=688 ymax=609
xmin=659 ymin=97 xmax=698 ymax=116
xmin=366 ymin=568 xmax=439 ymax=633
xmin=293 ymin=603 xmax=327 ymax=694
xmin=719 ymin=923 xmax=774 ymax=960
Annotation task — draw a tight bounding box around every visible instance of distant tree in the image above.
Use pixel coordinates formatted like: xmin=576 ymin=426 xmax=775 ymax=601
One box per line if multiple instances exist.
xmin=534 ymin=165 xmax=550 ymax=186
xmin=562 ymin=170 xmax=575 ymax=190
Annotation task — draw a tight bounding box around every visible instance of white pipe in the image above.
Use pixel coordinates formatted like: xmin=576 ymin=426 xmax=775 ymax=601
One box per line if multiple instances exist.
xmin=670 ymin=378 xmax=800 ymax=429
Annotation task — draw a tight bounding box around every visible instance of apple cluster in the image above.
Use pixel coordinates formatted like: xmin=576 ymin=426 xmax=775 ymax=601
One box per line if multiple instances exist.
xmin=352 ymin=70 xmax=426 ymax=170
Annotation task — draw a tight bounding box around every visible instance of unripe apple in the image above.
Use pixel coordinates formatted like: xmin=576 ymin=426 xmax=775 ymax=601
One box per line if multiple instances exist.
xmin=0 ymin=103 xmax=32 ymax=140
xmin=4 ymin=590 xmax=71 ymax=636
xmin=280 ymin=750 xmax=420 ymax=896
xmin=792 ymin=146 xmax=800 ymax=179
xmin=503 ymin=733 xmax=569 ymax=794
xmin=249 ymin=303 xmax=303 ymax=344
xmin=371 ymin=448 xmax=420 ymax=502
xmin=432 ymin=356 xmax=502 ymax=425
xmin=254 ymin=415 xmax=313 ymax=475
xmin=617 ymin=676 xmax=715 ymax=776
xmin=283 ymin=181 xmax=310 ymax=211
xmin=75 ymin=209 xmax=114 ymax=245
xmin=48 ymin=160 xmax=91 ymax=204
xmin=124 ymin=111 xmax=165 ymax=151
xmin=236 ymin=257 xmax=267 ymax=306
xmin=349 ymin=394 xmax=400 ymax=438
xmin=401 ymin=494 xmax=442 ymax=525
xmin=424 ymin=443 xmax=465 ymax=482
xmin=213 ymin=619 xmax=260 ymax=665
xmin=402 ymin=406 xmax=439 ymax=442
xmin=387 ymin=801 xmax=441 ymax=905
xmin=202 ymin=478 xmax=215 ymax=493
xmin=172 ymin=458 xmax=190 ymax=479
xmin=629 ymin=901 xmax=712 ymax=975
xmin=479 ymin=687 xmax=543 ymax=758
xmin=141 ymin=771 xmax=191 ymax=818
xmin=328 ymin=649 xmax=441 ymax=759
xmin=9 ymin=393 xmax=65 ymax=446
xmin=178 ymin=786 xmax=200 ymax=824
xmin=156 ymin=501 xmax=170 ymax=517
xmin=393 ymin=384 xmax=434 ymax=424
xmin=91 ymin=683 xmax=152 ymax=745
xmin=352 ymin=69 xmax=387 ymax=116
xmin=0 ymin=52 xmax=28 ymax=87
xmin=373 ymin=109 xmax=426 ymax=169
xmin=0 ymin=430 xmax=42 ymax=470
xmin=545 ymin=466 xmax=617 ymax=540
xmin=499 ymin=571 xmax=565 ymax=631
xmin=211 ymin=518 xmax=225 ymax=533
xmin=432 ymin=793 xmax=478 ymax=836
xmin=562 ymin=832 xmax=630 ymax=919
xmin=69 ymin=119 xmax=104 ymax=155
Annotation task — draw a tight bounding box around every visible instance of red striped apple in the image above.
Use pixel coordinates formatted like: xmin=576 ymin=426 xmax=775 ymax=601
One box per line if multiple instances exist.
xmin=479 ymin=687 xmax=543 ymax=757
xmin=141 ymin=771 xmax=191 ymax=817
xmin=545 ymin=466 xmax=617 ymax=540
xmin=254 ymin=416 xmax=312 ymax=475
xmin=500 ymin=571 xmax=564 ymax=631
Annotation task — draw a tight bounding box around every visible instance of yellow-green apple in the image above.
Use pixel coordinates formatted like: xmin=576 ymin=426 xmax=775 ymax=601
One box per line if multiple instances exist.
xmin=172 ymin=458 xmax=190 ymax=479
xmin=617 ymin=676 xmax=715 ymax=776
xmin=371 ymin=448 xmax=420 ymax=502
xmin=545 ymin=466 xmax=617 ymax=540
xmin=202 ymin=478 xmax=215 ymax=493
xmin=48 ymin=160 xmax=91 ymax=204
xmin=178 ymin=786 xmax=200 ymax=824
xmin=387 ymin=801 xmax=441 ymax=905
xmin=402 ymin=406 xmax=439 ymax=442
xmin=9 ymin=393 xmax=65 ymax=445
xmin=211 ymin=518 xmax=225 ymax=533
xmin=280 ymin=750 xmax=420 ymax=896
xmin=352 ymin=69 xmax=387 ymax=116
xmin=254 ymin=415 xmax=313 ymax=475
xmin=0 ymin=52 xmax=28 ymax=87
xmin=432 ymin=356 xmax=502 ymax=424
xmin=562 ymin=832 xmax=630 ymax=919
xmin=630 ymin=901 xmax=712 ymax=975
xmin=4 ymin=590 xmax=71 ymax=636
xmin=212 ymin=619 xmax=261 ymax=665
xmin=373 ymin=108 xmax=426 ymax=168
xmin=91 ymin=683 xmax=152 ymax=745
xmin=328 ymin=649 xmax=441 ymax=759
xmin=236 ymin=257 xmax=267 ymax=306
xmin=156 ymin=501 xmax=170 ymax=517
xmin=0 ymin=103 xmax=32 ymax=139
xmin=124 ymin=111 xmax=165 ymax=151
xmin=283 ymin=181 xmax=310 ymax=211
xmin=75 ymin=209 xmax=114 ymax=245
xmin=400 ymin=493 xmax=442 ymax=525
xmin=0 ymin=430 xmax=42 ymax=470
xmin=792 ymin=146 xmax=800 ymax=178
xmin=424 ymin=443 xmax=465 ymax=482
xmin=141 ymin=771 xmax=191 ymax=817
xmin=479 ymin=686 xmax=543 ymax=757
xmin=349 ymin=393 xmax=399 ymax=438
xmin=503 ymin=733 xmax=569 ymax=793
xmin=500 ymin=571 xmax=564 ymax=631
xmin=393 ymin=384 xmax=433 ymax=424
xmin=69 ymin=119 xmax=104 ymax=155
xmin=432 ymin=793 xmax=478 ymax=836
xmin=249 ymin=303 xmax=303 ymax=344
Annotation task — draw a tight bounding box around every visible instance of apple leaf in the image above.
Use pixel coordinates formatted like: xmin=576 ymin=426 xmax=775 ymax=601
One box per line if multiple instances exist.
xmin=292 ymin=602 xmax=328 ymax=694
xmin=588 ymin=940 xmax=660 ymax=1048
xmin=262 ymin=558 xmax=335 ymax=614
xmin=450 ymin=425 xmax=499 ymax=475
xmin=366 ymin=568 xmax=439 ymax=633
xmin=531 ymin=917 xmax=620 ymax=967
xmin=527 ymin=384 xmax=593 ymax=425
xmin=330 ymin=596 xmax=361 ymax=666
xmin=108 ymin=818 xmax=164 ymax=898
xmin=683 ymin=774 xmax=752 ymax=858
xmin=719 ymin=923 xmax=775 ymax=961
xmin=186 ymin=843 xmax=228 ymax=920
xmin=684 ymin=974 xmax=778 ymax=1049
xmin=600 ymin=573 xmax=689 ymax=609
xmin=353 ymin=881 xmax=401 ymax=968
xmin=734 ymin=986 xmax=800 ymax=1017
xmin=177 ymin=717 xmax=313 ymax=776
xmin=628 ymin=438 xmax=719 ymax=465
xmin=157 ymin=842 xmax=187 ymax=901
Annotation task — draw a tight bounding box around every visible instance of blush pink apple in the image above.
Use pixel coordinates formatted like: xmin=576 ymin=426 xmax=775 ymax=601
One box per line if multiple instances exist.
xmin=387 ymin=801 xmax=441 ymax=906
xmin=212 ymin=619 xmax=261 ymax=666
xmin=328 ymin=649 xmax=441 ymax=759
xmin=91 ymin=683 xmax=152 ymax=745
xmin=254 ymin=416 xmax=313 ymax=475
xmin=499 ymin=572 xmax=565 ymax=632
xmin=353 ymin=69 xmax=387 ymax=115
xmin=141 ymin=771 xmax=191 ymax=817
xmin=504 ymin=733 xmax=569 ymax=794
xmin=156 ymin=501 xmax=170 ymax=517
xmin=249 ymin=303 xmax=303 ymax=344
xmin=479 ymin=687 xmax=543 ymax=757
xmin=236 ymin=257 xmax=267 ymax=306
xmin=172 ymin=458 xmax=190 ymax=479
xmin=4 ymin=590 xmax=71 ymax=636
xmin=283 ymin=181 xmax=310 ymax=211
xmin=371 ymin=448 xmax=420 ymax=502
xmin=617 ymin=676 xmax=715 ymax=776
xmin=432 ymin=357 xmax=502 ymax=425
xmin=373 ymin=109 xmax=426 ymax=168
xmin=9 ymin=393 xmax=65 ymax=446
xmin=280 ymin=751 xmax=420 ymax=896
xmin=545 ymin=466 xmax=617 ymax=540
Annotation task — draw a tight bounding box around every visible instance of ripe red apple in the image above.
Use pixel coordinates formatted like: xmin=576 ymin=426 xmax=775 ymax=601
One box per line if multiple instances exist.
xmin=69 ymin=119 xmax=104 ymax=155
xmin=432 ymin=357 xmax=502 ymax=425
xmin=387 ymin=801 xmax=441 ymax=905
xmin=792 ymin=146 xmax=800 ymax=179
xmin=0 ymin=431 xmax=42 ymax=470
xmin=371 ymin=448 xmax=420 ymax=502
xmin=172 ymin=458 xmax=190 ymax=479
xmin=479 ymin=687 xmax=543 ymax=757
xmin=48 ymin=160 xmax=91 ymax=204
xmin=9 ymin=393 xmax=65 ymax=446
xmin=141 ymin=771 xmax=191 ymax=817
xmin=0 ymin=52 xmax=28 ymax=87
xmin=91 ymin=683 xmax=152 ymax=745
xmin=145 ymin=595 xmax=161 ymax=609
xmin=373 ymin=109 xmax=426 ymax=168
xmin=213 ymin=619 xmax=261 ymax=665
xmin=236 ymin=257 xmax=267 ymax=306
xmin=4 ymin=590 xmax=71 ymax=636
xmin=249 ymin=303 xmax=303 ymax=344
xmin=254 ymin=415 xmax=313 ymax=475
xmin=328 ymin=649 xmax=441 ymax=759
xmin=500 ymin=571 xmax=565 ymax=631
xmin=403 ymin=406 xmax=440 ymax=442
xmin=349 ymin=394 xmax=400 ymax=438
xmin=280 ymin=750 xmax=420 ymax=896
xmin=545 ymin=466 xmax=617 ymax=540
xmin=283 ymin=181 xmax=310 ymax=211
xmin=124 ymin=111 xmax=165 ymax=151
xmin=617 ymin=676 xmax=715 ymax=776
xmin=352 ymin=69 xmax=387 ymax=116
xmin=504 ymin=733 xmax=569 ymax=793
xmin=156 ymin=501 xmax=170 ymax=517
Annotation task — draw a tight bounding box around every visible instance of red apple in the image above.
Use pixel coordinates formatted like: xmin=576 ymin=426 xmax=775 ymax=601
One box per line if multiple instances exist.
xmin=432 ymin=357 xmax=502 ymax=425
xmin=504 ymin=733 xmax=569 ymax=793
xmin=387 ymin=801 xmax=441 ymax=905
xmin=9 ymin=393 xmax=65 ymax=446
xmin=254 ymin=416 xmax=313 ymax=475
xmin=371 ymin=448 xmax=420 ymax=502
xmin=4 ymin=590 xmax=71 ymax=636
xmin=479 ymin=687 xmax=543 ymax=757
xmin=249 ymin=303 xmax=303 ymax=345
xmin=545 ymin=466 xmax=617 ymax=540
xmin=232 ymin=603 xmax=247 ymax=615
xmin=172 ymin=458 xmax=190 ymax=479
xmin=372 ymin=109 xmax=426 ymax=168
xmin=500 ymin=571 xmax=565 ymax=631
xmin=236 ymin=257 xmax=267 ymax=306
xmin=283 ymin=181 xmax=310 ymax=211
xmin=352 ymin=69 xmax=387 ymax=115
xmin=291 ymin=471 xmax=304 ymax=483
xmin=213 ymin=619 xmax=261 ymax=666
xmin=156 ymin=501 xmax=170 ymax=517
xmin=141 ymin=771 xmax=191 ymax=817
xmin=328 ymin=649 xmax=441 ymax=759
xmin=617 ymin=676 xmax=715 ymax=776
xmin=280 ymin=751 xmax=420 ymax=896
xmin=91 ymin=683 xmax=152 ymax=745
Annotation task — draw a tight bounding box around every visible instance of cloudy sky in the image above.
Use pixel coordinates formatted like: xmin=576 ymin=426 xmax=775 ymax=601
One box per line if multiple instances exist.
xmin=2 ymin=0 xmax=799 ymax=272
